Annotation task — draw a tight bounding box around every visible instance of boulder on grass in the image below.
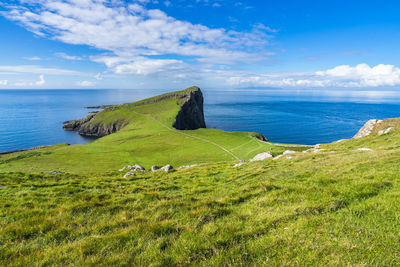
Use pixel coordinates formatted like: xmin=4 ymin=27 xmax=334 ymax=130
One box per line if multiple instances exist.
xmin=250 ymin=151 xmax=273 ymax=162
xmin=233 ymin=162 xmax=244 ymax=167
xmin=151 ymin=166 xmax=160 ymax=172
xmin=124 ymin=172 xmax=136 ymax=178
xmin=378 ymin=127 xmax=393 ymax=136
xmin=283 ymin=150 xmax=296 ymax=155
xmin=161 ymin=164 xmax=174 ymax=172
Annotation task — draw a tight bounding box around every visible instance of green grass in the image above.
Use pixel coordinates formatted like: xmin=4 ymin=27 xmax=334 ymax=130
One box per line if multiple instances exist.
xmin=1 ymin=87 xmax=399 ymax=265
xmin=1 ymin=127 xmax=400 ymax=265
xmin=0 ymin=87 xmax=304 ymax=174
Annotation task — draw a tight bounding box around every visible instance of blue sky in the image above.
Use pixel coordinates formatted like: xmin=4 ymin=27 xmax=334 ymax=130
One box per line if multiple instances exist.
xmin=0 ymin=0 xmax=400 ymax=90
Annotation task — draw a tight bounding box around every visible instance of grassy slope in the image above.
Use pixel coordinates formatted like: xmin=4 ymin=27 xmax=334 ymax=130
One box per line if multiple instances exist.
xmin=2 ymin=88 xmax=400 ymax=265
xmin=1 ymin=121 xmax=400 ymax=265
xmin=0 ymin=87 xmax=303 ymax=174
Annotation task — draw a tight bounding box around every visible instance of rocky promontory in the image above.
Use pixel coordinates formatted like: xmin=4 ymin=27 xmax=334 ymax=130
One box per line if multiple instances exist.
xmin=63 ymin=86 xmax=207 ymax=137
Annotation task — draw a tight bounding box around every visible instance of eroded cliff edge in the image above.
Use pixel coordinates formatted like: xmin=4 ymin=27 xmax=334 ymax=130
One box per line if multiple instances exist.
xmin=63 ymin=86 xmax=207 ymax=137
xmin=173 ymin=87 xmax=206 ymax=130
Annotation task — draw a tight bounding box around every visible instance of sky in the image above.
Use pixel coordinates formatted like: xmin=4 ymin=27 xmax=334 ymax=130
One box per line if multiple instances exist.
xmin=0 ymin=0 xmax=400 ymax=91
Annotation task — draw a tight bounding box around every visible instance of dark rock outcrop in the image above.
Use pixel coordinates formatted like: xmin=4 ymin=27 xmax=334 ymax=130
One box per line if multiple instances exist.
xmin=173 ymin=87 xmax=206 ymax=130
xmin=63 ymin=114 xmax=128 ymax=137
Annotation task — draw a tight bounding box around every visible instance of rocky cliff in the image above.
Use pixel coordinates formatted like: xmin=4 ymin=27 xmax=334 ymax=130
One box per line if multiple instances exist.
xmin=173 ymin=87 xmax=206 ymax=130
xmin=63 ymin=113 xmax=129 ymax=137
xmin=63 ymin=86 xmax=207 ymax=137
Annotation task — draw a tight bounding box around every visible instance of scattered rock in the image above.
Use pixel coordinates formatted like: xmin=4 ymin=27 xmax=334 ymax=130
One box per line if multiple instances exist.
xmin=314 ymin=144 xmax=321 ymax=149
xmin=234 ymin=162 xmax=244 ymax=167
xmin=124 ymin=172 xmax=136 ymax=178
xmin=272 ymin=155 xmax=284 ymax=160
xmin=119 ymin=165 xmax=132 ymax=171
xmin=250 ymin=151 xmax=273 ymax=162
xmin=151 ymin=166 xmax=160 ymax=172
xmin=353 ymin=148 xmax=373 ymax=151
xmin=283 ymin=150 xmax=296 ymax=155
xmin=286 ymin=156 xmax=293 ymax=160
xmin=161 ymin=164 xmax=174 ymax=172
xmin=133 ymin=164 xmax=145 ymax=172
xmin=313 ymin=149 xmax=326 ymax=153
xmin=178 ymin=164 xmax=199 ymax=169
xmin=378 ymin=127 xmax=393 ymax=136
xmin=353 ymin=119 xmax=382 ymax=139
xmin=120 ymin=164 xmax=145 ymax=172
xmin=50 ymin=171 xmax=64 ymax=174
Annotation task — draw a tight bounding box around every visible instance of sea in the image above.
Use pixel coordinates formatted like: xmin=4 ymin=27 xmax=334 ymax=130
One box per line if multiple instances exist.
xmin=1 ymin=89 xmax=400 ymax=153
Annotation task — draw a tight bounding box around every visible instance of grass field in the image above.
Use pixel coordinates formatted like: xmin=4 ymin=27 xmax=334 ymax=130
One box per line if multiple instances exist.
xmin=0 ymin=87 xmax=305 ymax=174
xmin=1 ymin=87 xmax=399 ymax=265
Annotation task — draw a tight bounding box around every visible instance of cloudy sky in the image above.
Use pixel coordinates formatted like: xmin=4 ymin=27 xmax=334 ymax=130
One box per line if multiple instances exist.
xmin=0 ymin=0 xmax=400 ymax=90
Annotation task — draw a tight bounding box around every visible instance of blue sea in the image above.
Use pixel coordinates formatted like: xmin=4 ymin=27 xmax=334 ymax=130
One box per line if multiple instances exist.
xmin=1 ymin=89 xmax=400 ymax=152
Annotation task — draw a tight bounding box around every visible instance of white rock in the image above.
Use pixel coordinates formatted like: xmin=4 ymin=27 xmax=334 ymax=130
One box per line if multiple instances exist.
xmin=133 ymin=164 xmax=145 ymax=172
xmin=151 ymin=166 xmax=160 ymax=172
xmin=250 ymin=151 xmax=273 ymax=162
xmin=286 ymin=156 xmax=293 ymax=159
xmin=178 ymin=164 xmax=199 ymax=169
xmin=161 ymin=164 xmax=174 ymax=172
xmin=313 ymin=149 xmax=326 ymax=153
xmin=124 ymin=172 xmax=136 ymax=178
xmin=378 ymin=127 xmax=393 ymax=136
xmin=283 ymin=150 xmax=296 ymax=155
xmin=354 ymin=119 xmax=381 ymax=139
xmin=272 ymin=155 xmax=284 ymax=160
xmin=233 ymin=162 xmax=244 ymax=167
xmin=353 ymin=148 xmax=373 ymax=151
xmin=119 ymin=165 xmax=133 ymax=171
xmin=119 ymin=164 xmax=145 ymax=172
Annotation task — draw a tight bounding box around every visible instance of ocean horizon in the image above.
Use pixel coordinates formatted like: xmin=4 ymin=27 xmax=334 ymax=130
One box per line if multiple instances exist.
xmin=1 ymin=88 xmax=400 ymax=153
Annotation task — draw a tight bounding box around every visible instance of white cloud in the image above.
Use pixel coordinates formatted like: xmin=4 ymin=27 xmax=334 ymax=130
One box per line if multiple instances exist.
xmin=113 ymin=58 xmax=184 ymax=75
xmin=24 ymin=56 xmax=41 ymax=61
xmin=0 ymin=80 xmax=8 ymax=86
xmin=76 ymin=80 xmax=96 ymax=87
xmin=55 ymin=52 xmax=83 ymax=60
xmin=0 ymin=65 xmax=83 ymax=75
xmin=221 ymin=64 xmax=400 ymax=88
xmin=1 ymin=0 xmax=274 ymax=67
xmin=14 ymin=75 xmax=46 ymax=87
xmin=36 ymin=74 xmax=45 ymax=86
xmin=316 ymin=64 xmax=400 ymax=87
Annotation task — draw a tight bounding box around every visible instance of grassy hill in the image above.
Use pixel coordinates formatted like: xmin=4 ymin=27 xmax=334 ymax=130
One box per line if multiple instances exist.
xmin=0 ymin=86 xmax=305 ymax=174
xmin=1 ymin=87 xmax=399 ymax=265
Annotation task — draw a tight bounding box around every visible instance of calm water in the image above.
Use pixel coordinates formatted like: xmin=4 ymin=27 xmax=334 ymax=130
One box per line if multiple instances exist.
xmin=1 ymin=89 xmax=400 ymax=152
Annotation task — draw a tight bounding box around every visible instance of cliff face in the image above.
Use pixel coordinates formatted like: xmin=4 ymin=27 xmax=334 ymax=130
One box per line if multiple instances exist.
xmin=63 ymin=113 xmax=129 ymax=137
xmin=173 ymin=87 xmax=206 ymax=130
xmin=63 ymin=86 xmax=207 ymax=137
